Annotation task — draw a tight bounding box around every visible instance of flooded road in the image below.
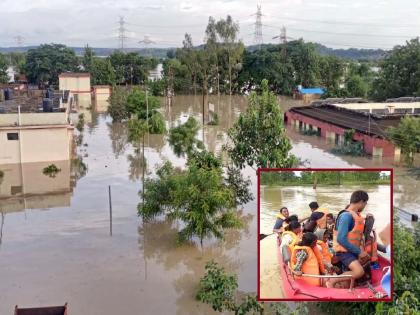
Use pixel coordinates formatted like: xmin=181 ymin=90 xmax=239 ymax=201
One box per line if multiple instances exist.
xmin=0 ymin=95 xmax=417 ymax=313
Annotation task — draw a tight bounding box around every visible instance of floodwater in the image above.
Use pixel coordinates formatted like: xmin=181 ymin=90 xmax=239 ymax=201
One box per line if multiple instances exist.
xmin=0 ymin=94 xmax=418 ymax=313
xmin=259 ymin=184 xmax=391 ymax=299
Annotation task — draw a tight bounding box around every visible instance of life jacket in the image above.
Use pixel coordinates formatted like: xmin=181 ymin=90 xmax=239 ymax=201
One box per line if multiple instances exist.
xmin=281 ymin=231 xmax=300 ymax=250
xmin=333 ymin=210 xmax=365 ymax=253
xmin=317 ymin=240 xmax=333 ymax=264
xmin=276 ymin=213 xmax=289 ymax=232
xmin=314 ymin=207 xmax=329 ymax=229
xmin=291 ymin=245 xmax=321 ymax=286
xmin=364 ymin=237 xmax=378 ymax=262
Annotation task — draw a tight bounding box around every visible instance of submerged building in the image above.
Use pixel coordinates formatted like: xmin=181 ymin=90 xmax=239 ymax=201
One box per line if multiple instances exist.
xmin=285 ymin=100 xmax=420 ymax=158
xmin=0 ymin=95 xmax=73 ymax=165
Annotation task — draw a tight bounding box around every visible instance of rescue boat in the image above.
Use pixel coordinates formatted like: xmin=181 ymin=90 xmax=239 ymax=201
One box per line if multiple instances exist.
xmin=277 ymin=239 xmax=390 ymax=300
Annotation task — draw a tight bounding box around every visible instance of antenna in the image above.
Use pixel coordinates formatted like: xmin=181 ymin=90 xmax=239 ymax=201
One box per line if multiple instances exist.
xmin=118 ymin=16 xmax=128 ymax=51
xmin=253 ymin=5 xmax=263 ymax=49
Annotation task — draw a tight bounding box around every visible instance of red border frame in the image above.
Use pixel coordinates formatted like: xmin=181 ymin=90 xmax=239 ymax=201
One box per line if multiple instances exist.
xmin=257 ymin=168 xmax=393 ymax=302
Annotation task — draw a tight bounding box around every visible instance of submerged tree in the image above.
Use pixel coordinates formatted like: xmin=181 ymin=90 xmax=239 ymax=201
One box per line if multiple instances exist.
xmin=168 ymin=117 xmax=204 ymax=157
xmin=226 ymin=79 xmax=297 ymax=169
xmin=387 ymin=116 xmax=420 ymax=166
xmin=138 ymin=151 xmax=244 ymax=245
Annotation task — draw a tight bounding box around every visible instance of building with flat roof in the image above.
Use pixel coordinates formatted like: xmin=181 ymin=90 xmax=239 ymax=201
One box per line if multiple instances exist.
xmin=285 ymin=104 xmax=418 ymax=158
xmin=58 ymin=73 xmax=91 ymax=94
xmin=0 ymin=98 xmax=73 ymax=165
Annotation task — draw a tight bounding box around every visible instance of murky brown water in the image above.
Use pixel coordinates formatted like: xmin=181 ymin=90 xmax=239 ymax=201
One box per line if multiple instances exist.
xmin=0 ymin=95 xmax=417 ymax=314
xmin=259 ymin=183 xmax=391 ymax=299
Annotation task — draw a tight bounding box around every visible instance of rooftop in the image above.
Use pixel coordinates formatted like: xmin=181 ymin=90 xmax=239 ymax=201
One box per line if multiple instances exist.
xmin=289 ymin=104 xmax=420 ymax=138
xmin=59 ymin=72 xmax=91 ymax=78
xmin=297 ymin=87 xmax=325 ymax=95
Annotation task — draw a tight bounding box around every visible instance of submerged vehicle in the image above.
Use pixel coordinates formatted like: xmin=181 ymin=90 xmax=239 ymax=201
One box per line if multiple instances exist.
xmin=277 ymin=239 xmax=390 ymax=300
xmin=14 ymin=303 xmax=68 ymax=315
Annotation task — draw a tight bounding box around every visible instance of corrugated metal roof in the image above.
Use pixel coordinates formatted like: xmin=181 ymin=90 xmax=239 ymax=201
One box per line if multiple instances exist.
xmin=289 ymin=104 xmax=415 ymax=138
xmin=298 ymin=87 xmax=325 ymax=95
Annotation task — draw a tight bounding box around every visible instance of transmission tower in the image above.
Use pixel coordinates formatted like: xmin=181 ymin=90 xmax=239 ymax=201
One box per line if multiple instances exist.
xmin=273 ymin=26 xmax=293 ymax=58
xmin=253 ymin=5 xmax=263 ymax=49
xmin=138 ymin=35 xmax=156 ymax=57
xmin=14 ymin=35 xmax=24 ymax=49
xmin=118 ymin=16 xmax=128 ymax=51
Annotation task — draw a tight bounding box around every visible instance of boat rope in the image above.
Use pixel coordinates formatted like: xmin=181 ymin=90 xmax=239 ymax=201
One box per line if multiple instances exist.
xmin=284 ymin=266 xmax=321 ymax=299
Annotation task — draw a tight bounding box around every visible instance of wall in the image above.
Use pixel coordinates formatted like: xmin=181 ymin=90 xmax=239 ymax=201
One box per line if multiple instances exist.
xmin=0 ymin=160 xmax=72 ymax=212
xmin=333 ymin=102 xmax=420 ymax=114
xmin=59 ymin=76 xmax=91 ymax=93
xmin=0 ymin=126 xmax=73 ymax=164
xmin=0 ymin=112 xmax=69 ymax=127
xmin=285 ymin=111 xmax=396 ymax=157
xmin=93 ymin=86 xmax=111 ymax=102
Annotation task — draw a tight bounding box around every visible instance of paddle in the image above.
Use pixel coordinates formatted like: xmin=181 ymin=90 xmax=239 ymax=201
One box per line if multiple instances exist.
xmin=259 ymin=233 xmax=276 ymax=240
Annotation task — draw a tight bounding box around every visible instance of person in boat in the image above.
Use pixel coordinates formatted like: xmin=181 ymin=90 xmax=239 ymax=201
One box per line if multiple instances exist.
xmin=327 ymin=190 xmax=371 ymax=288
xmin=303 ymin=201 xmax=329 ymax=232
xmin=291 ymin=232 xmax=327 ymax=287
xmin=314 ymin=228 xmax=338 ymax=275
xmin=280 ymin=220 xmax=302 ymax=251
xmin=325 ymin=213 xmax=335 ymax=240
xmin=273 ymin=207 xmax=290 ymax=234
xmin=364 ymin=229 xmax=380 ymax=270
xmin=378 ymin=223 xmax=391 ymax=296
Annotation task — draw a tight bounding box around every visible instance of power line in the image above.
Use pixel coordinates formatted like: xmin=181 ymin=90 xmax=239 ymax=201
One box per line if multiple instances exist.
xmin=267 ymin=15 xmax=420 ymax=29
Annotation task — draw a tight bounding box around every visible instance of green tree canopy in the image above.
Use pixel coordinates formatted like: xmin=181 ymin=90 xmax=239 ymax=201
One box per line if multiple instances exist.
xmin=25 ymin=44 xmax=79 ymax=86
xmin=387 ymin=116 xmax=420 ymax=166
xmin=168 ymin=117 xmax=204 ymax=157
xmin=226 ymin=79 xmax=297 ymax=169
xmin=370 ymin=38 xmax=420 ymax=100
xmin=0 ymin=53 xmax=9 ymax=83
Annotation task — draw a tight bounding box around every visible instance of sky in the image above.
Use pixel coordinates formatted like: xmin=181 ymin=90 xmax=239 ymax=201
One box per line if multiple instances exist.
xmin=0 ymin=0 xmax=419 ymax=49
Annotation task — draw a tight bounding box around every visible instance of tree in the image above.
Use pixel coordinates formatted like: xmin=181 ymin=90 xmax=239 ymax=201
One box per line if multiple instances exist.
xmin=91 ymin=58 xmax=116 ymax=86
xmin=290 ymin=40 xmax=320 ymax=87
xmin=108 ymin=87 xmax=129 ymax=122
xmin=82 ymin=45 xmax=95 ymax=73
xmin=346 ymin=75 xmax=369 ymax=98
xmin=197 ymin=261 xmax=308 ymax=315
xmin=0 ymin=53 xmax=9 ymax=83
xmin=168 ymin=117 xmax=204 ymax=157
xmin=226 ymin=79 xmax=297 ymax=169
xmin=138 ymin=153 xmax=243 ymax=245
xmin=25 ymin=44 xmax=79 ymax=86
xmin=125 ymin=88 xmax=166 ymax=134
xmin=215 ymin=15 xmax=242 ymax=95
xmin=387 ymin=116 xmax=420 ymax=166
xmin=370 ymin=38 xmax=420 ymax=101
xmin=109 ymin=51 xmax=158 ymax=85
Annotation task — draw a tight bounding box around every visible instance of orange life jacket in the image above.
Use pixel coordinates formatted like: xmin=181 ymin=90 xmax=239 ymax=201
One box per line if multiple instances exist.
xmin=281 ymin=231 xmax=300 ymax=250
xmin=364 ymin=237 xmax=378 ymax=262
xmin=333 ymin=210 xmax=365 ymax=253
xmin=291 ymin=245 xmax=321 ymax=286
xmin=317 ymin=240 xmax=333 ymax=264
xmin=314 ymin=207 xmax=329 ymax=229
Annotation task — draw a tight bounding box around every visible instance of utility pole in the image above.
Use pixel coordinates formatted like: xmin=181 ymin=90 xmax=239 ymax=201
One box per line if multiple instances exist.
xmin=118 ymin=16 xmax=128 ymax=52
xmin=253 ymin=5 xmax=263 ymax=49
xmin=14 ymin=36 xmax=24 ymax=49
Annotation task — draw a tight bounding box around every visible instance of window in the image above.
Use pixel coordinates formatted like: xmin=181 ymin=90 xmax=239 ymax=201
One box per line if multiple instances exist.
xmin=7 ymin=133 xmax=19 ymax=140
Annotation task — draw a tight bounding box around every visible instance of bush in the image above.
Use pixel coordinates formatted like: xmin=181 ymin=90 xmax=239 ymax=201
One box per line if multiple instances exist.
xmin=43 ymin=164 xmax=61 ymax=177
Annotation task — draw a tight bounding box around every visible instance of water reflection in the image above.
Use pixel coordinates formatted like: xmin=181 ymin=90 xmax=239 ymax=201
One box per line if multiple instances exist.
xmin=138 ymin=211 xmax=252 ymax=315
xmin=0 ymin=160 xmax=73 ymax=213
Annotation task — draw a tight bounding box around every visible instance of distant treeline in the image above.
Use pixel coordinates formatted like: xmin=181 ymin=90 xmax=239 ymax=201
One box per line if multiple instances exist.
xmin=0 ymin=44 xmax=386 ymax=60
xmin=260 ymin=171 xmax=391 ymax=186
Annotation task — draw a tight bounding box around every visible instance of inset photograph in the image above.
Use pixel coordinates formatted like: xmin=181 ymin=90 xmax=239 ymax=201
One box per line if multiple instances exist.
xmin=258 ymin=169 xmax=392 ymax=301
